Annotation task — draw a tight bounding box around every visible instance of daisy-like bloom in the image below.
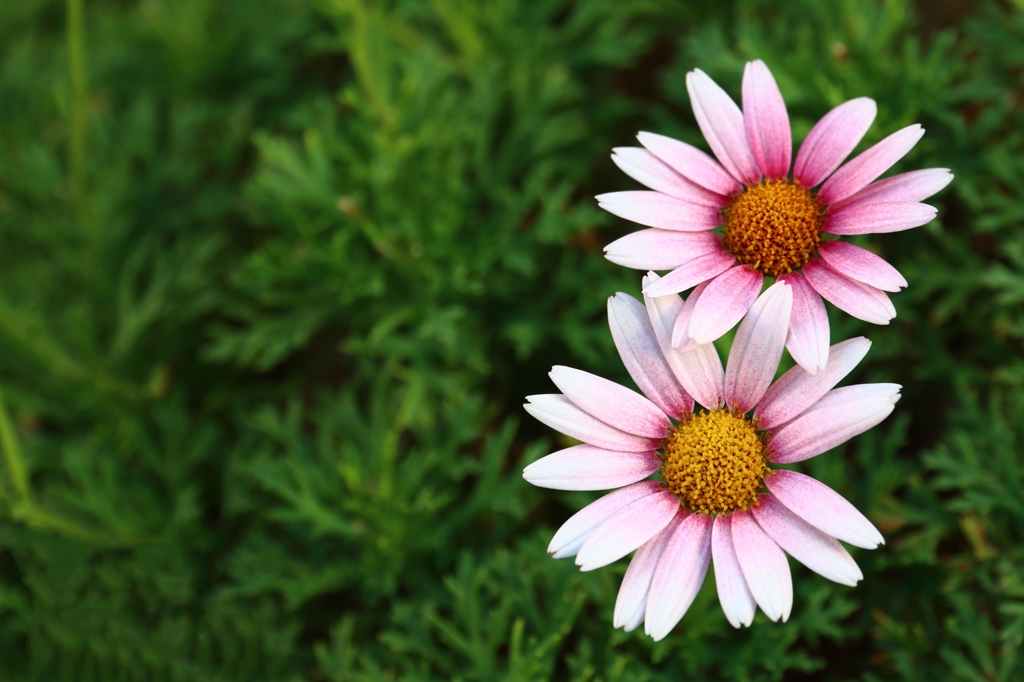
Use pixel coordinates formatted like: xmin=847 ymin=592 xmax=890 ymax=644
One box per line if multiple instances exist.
xmin=600 ymin=60 xmax=952 ymax=373
xmin=522 ymin=275 xmax=898 ymax=639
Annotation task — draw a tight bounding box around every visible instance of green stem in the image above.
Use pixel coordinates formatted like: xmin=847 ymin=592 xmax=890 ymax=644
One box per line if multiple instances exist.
xmin=0 ymin=385 xmax=29 ymax=499
xmin=66 ymin=0 xmax=90 ymax=219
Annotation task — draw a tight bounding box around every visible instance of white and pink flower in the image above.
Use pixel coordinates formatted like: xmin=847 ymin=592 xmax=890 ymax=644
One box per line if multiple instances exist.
xmin=523 ymin=275 xmax=897 ymax=639
xmin=600 ymin=60 xmax=952 ymax=373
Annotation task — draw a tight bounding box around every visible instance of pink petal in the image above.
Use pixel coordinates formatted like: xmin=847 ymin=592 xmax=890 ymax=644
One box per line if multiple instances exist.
xmin=523 ymin=444 xmax=661 ymax=491
xmin=641 ymin=249 xmax=736 ymax=297
xmin=614 ymin=513 xmax=685 ymax=631
xmin=686 ymin=69 xmax=761 ymax=185
xmin=766 ymin=470 xmax=884 ymax=549
xmin=547 ymin=481 xmax=662 ymax=558
xmin=724 ymin=280 xmax=792 ymax=413
xmin=523 ymin=394 xmax=660 ymax=452
xmin=818 ymin=124 xmax=926 ymax=205
xmin=768 ymin=383 xmax=901 ymax=463
xmin=803 ymin=258 xmax=895 ymax=325
xmin=644 ymin=513 xmax=713 ymax=641
xmin=779 ymin=272 xmax=830 ymax=374
xmin=671 ymin=281 xmax=709 ymax=351
xmin=828 ymin=168 xmax=953 ymax=212
xmin=755 ymin=336 xmax=872 ymax=430
xmin=687 ymin=265 xmax=763 ymax=345
xmin=818 ymin=241 xmax=907 ymax=292
xmin=637 ymin=131 xmax=741 ymax=196
xmin=611 ymin=147 xmax=726 ymax=207
xmin=549 ymin=366 xmax=670 ymax=439
xmin=608 ymin=293 xmax=693 ymax=417
xmin=642 ymin=273 xmax=726 ymax=410
xmin=576 ymin=491 xmax=681 ymax=571
xmin=712 ymin=514 xmax=756 ymax=628
xmin=752 ymin=495 xmax=863 ymax=586
xmin=742 ymin=60 xmax=791 ymax=180
xmin=825 ymin=202 xmax=937 ymax=235
xmin=597 ymin=191 xmax=722 ymax=232
xmin=604 ymin=229 xmax=722 ymax=270
xmin=794 ymin=97 xmax=877 ymax=188
xmin=731 ymin=509 xmax=792 ymax=623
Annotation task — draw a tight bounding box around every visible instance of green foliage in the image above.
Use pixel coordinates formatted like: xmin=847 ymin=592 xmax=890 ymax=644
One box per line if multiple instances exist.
xmin=0 ymin=0 xmax=1022 ymax=679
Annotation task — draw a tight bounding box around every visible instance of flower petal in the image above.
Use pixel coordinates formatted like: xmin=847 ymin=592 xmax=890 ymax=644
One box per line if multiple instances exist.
xmin=671 ymin=281 xmax=709 ymax=351
xmin=818 ymin=124 xmax=926 ymax=205
xmin=712 ymin=514 xmax=756 ymax=628
xmin=597 ymin=191 xmax=721 ymax=232
xmin=803 ymin=258 xmax=895 ymax=325
xmin=818 ymin=241 xmax=907 ymax=292
xmin=576 ymin=491 xmax=681 ymax=571
xmin=641 ymin=250 xmax=737 ymax=297
xmin=524 ymin=394 xmax=660 ymax=452
xmin=547 ymin=481 xmax=663 ymax=558
xmin=608 ymin=293 xmax=693 ymax=417
xmin=769 ymin=384 xmax=901 ymax=463
xmin=611 ymin=147 xmax=726 ymax=207
xmin=766 ymin=470 xmax=884 ymax=549
xmin=731 ymin=510 xmax=793 ymax=623
xmin=755 ymin=336 xmax=871 ymax=430
xmin=638 ymin=131 xmax=741 ymax=196
xmin=523 ymin=444 xmax=661 ymax=491
xmin=644 ymin=513 xmax=713 ymax=641
xmin=794 ymin=97 xmax=877 ymax=188
xmin=825 ymin=201 xmax=937 ymax=235
xmin=752 ymin=495 xmax=863 ymax=586
xmin=550 ymin=366 xmax=669 ymax=439
xmin=687 ymin=265 xmax=764 ymax=345
xmin=604 ymin=229 xmax=722 ymax=271
xmin=742 ymin=60 xmax=791 ymax=180
xmin=686 ymin=69 xmax=761 ymax=185
xmin=828 ymin=168 xmax=953 ymax=212
xmin=724 ymin=280 xmax=792 ymax=413
xmin=643 ymin=273 xmax=726 ymax=410
xmin=779 ymin=271 xmax=830 ymax=374
xmin=614 ymin=512 xmax=685 ymax=631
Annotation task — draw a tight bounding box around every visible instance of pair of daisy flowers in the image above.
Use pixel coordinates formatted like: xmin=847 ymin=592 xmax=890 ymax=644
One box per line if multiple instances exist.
xmin=522 ymin=61 xmax=949 ymax=640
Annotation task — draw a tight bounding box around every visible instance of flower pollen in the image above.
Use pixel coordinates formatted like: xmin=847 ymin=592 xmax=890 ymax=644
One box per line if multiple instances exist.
xmin=722 ymin=180 xmax=824 ymax=278
xmin=661 ymin=408 xmax=770 ymax=516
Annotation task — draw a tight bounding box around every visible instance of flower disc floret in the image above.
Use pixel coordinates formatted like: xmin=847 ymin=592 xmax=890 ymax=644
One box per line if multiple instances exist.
xmin=661 ymin=408 xmax=770 ymax=515
xmin=722 ymin=180 xmax=824 ymax=278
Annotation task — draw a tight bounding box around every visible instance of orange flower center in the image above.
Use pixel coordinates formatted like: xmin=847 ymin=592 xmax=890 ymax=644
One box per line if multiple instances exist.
xmin=722 ymin=180 xmax=824 ymax=278
xmin=661 ymin=409 xmax=770 ymax=515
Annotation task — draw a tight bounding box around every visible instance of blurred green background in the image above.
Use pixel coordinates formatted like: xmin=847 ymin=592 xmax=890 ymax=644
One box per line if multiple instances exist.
xmin=0 ymin=0 xmax=1022 ymax=679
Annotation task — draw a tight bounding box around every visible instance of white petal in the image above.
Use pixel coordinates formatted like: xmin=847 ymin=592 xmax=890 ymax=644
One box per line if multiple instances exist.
xmin=611 ymin=147 xmax=726 ymax=207
xmin=731 ymin=510 xmax=793 ymax=623
xmin=608 ymin=293 xmax=693 ymax=417
xmin=524 ymin=394 xmax=660 ymax=452
xmin=754 ymin=337 xmax=871 ymax=430
xmin=614 ymin=513 xmax=685 ymax=631
xmin=523 ymin=444 xmax=661 ymax=491
xmin=549 ymin=366 xmax=669 ymax=439
xmin=766 ymin=470 xmax=884 ymax=549
xmin=712 ymin=514 xmax=756 ymax=628
xmin=547 ymin=481 xmax=662 ymax=558
xmin=644 ymin=513 xmax=713 ymax=641
xmin=724 ymin=280 xmax=792 ymax=413
xmin=752 ymin=495 xmax=863 ymax=586
xmin=643 ymin=273 xmax=726 ymax=410
xmin=576 ymin=491 xmax=681 ymax=571
xmin=768 ymin=384 xmax=901 ymax=463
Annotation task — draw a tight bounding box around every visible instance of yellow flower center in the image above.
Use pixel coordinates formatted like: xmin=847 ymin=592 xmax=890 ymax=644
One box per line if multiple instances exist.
xmin=661 ymin=409 xmax=770 ymax=516
xmin=722 ymin=180 xmax=824 ymax=278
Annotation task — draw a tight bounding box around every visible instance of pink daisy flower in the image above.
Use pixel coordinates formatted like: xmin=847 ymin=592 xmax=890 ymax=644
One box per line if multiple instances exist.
xmin=522 ymin=276 xmax=898 ymax=639
xmin=599 ymin=60 xmax=952 ymax=373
